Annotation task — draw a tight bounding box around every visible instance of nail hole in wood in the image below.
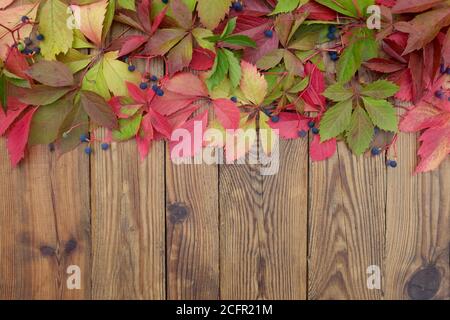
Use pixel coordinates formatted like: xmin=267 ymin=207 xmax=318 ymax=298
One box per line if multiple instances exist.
xmin=168 ymin=202 xmax=189 ymax=224
xmin=407 ymin=265 xmax=441 ymax=300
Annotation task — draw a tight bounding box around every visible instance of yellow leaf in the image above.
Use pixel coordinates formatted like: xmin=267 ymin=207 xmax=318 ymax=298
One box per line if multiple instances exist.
xmin=102 ymin=51 xmax=141 ymax=97
xmin=240 ymin=61 xmax=268 ymax=106
xmin=82 ymin=60 xmax=110 ymax=99
xmin=197 ymin=0 xmax=232 ymax=30
xmin=39 ymin=0 xmax=73 ymax=60
xmin=71 ymin=0 xmax=108 ymax=47
xmin=259 ymin=112 xmax=276 ymax=156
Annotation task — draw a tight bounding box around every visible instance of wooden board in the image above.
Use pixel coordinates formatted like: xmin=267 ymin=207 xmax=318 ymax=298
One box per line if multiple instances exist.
xmin=385 ymin=133 xmax=450 ymax=300
xmin=220 ymin=139 xmax=308 ymax=299
xmin=0 ymin=143 xmax=91 ymax=300
xmin=308 ymin=142 xmax=386 ymax=300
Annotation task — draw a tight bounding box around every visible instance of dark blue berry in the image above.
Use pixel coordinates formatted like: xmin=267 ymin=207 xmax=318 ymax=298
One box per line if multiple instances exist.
xmin=308 ymin=121 xmax=315 ymax=128
xmin=327 ymin=32 xmax=336 ymax=40
xmin=298 ymin=130 xmax=307 ymax=138
xmin=312 ymin=127 xmax=320 ymax=135
xmin=140 ymin=82 xmax=148 ymax=90
xmin=263 ymin=108 xmax=272 ymax=116
xmin=80 ymin=133 xmax=89 ymax=142
xmin=374 ymin=127 xmax=380 ymax=134
xmin=446 ymin=68 xmax=450 ymax=75
xmin=271 ymin=115 xmax=280 ymax=123
xmin=371 ymin=147 xmax=381 ymax=156
xmin=329 ymin=51 xmax=339 ymax=61
xmin=128 ymin=65 xmax=136 ymax=72
xmin=156 ymin=88 xmax=164 ymax=96
xmin=152 ymin=84 xmax=159 ymax=92
xmin=162 ymin=0 xmax=168 ymax=3
xmin=33 ymin=47 xmax=41 ymax=54
xmin=264 ymin=30 xmax=273 ymax=38
xmin=22 ymin=48 xmax=32 ymax=55
xmin=150 ymin=75 xmax=158 ymax=81
xmin=84 ymin=147 xmax=92 ymax=155
xmin=24 ymin=37 xmax=32 ymax=46
xmin=48 ymin=143 xmax=55 ymax=152
xmin=231 ymin=96 xmax=238 ymax=103
xmin=101 ymin=143 xmax=109 ymax=150
xmin=387 ymin=160 xmax=397 ymax=168
xmin=233 ymin=1 xmax=243 ymax=11
xmin=435 ymin=90 xmax=444 ymax=99
xmin=21 ymin=16 xmax=29 ymax=23
xmin=328 ymin=25 xmax=337 ymax=33
xmin=36 ymin=34 xmax=44 ymax=41
xmin=440 ymin=64 xmax=447 ymax=74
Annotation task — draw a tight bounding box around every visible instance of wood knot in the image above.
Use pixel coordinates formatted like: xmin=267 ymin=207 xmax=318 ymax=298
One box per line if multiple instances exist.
xmin=64 ymin=239 xmax=77 ymax=254
xmin=39 ymin=245 xmax=56 ymax=257
xmin=168 ymin=202 xmax=189 ymax=224
xmin=407 ymin=266 xmax=441 ymax=300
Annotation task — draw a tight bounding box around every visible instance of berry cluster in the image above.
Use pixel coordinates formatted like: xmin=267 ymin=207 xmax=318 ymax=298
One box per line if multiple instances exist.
xmin=79 ymin=134 xmax=109 ymax=155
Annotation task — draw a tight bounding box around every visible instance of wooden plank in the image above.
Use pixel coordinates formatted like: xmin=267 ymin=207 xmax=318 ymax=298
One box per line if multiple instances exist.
xmin=0 ymin=143 xmax=91 ymax=299
xmin=165 ymin=148 xmax=220 ymax=299
xmin=220 ymin=139 xmax=308 ymax=299
xmin=385 ymin=133 xmax=450 ymax=300
xmin=90 ymin=23 xmax=166 ymax=299
xmin=308 ymin=142 xmax=386 ymax=299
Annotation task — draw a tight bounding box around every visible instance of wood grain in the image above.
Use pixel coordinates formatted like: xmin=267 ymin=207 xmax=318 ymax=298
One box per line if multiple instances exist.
xmin=90 ymin=25 xmax=165 ymax=299
xmin=165 ymin=145 xmax=220 ymax=299
xmin=385 ymin=133 xmax=450 ymax=300
xmin=0 ymin=143 xmax=90 ymax=299
xmin=220 ymin=139 xmax=308 ymax=299
xmin=308 ymin=142 xmax=386 ymax=300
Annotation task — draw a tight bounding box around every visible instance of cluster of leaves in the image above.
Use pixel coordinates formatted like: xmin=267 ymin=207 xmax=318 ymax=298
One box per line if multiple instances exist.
xmin=0 ymin=0 xmax=448 ymax=173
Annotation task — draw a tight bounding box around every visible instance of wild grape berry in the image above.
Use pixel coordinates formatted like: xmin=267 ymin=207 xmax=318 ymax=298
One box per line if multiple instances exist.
xmin=21 ymin=16 xmax=29 ymax=23
xmin=152 ymin=84 xmax=159 ymax=92
xmin=264 ymin=30 xmax=273 ymax=38
xmin=33 ymin=47 xmax=41 ymax=54
xmin=140 ymin=82 xmax=148 ymax=90
xmin=374 ymin=127 xmax=380 ymax=134
xmin=371 ymin=147 xmax=381 ymax=156
xmin=36 ymin=34 xmax=44 ymax=41
xmin=162 ymin=0 xmax=168 ymax=3
xmin=24 ymin=38 xmax=32 ymax=46
xmin=231 ymin=96 xmax=238 ymax=103
xmin=446 ymin=68 xmax=450 ymax=75
xmin=308 ymin=121 xmax=315 ymax=128
xmin=128 ymin=65 xmax=136 ymax=72
xmin=329 ymin=51 xmax=339 ymax=61
xmin=327 ymin=32 xmax=336 ymax=40
xmin=22 ymin=48 xmax=32 ymax=55
xmin=328 ymin=25 xmax=337 ymax=33
xmin=101 ymin=143 xmax=109 ymax=150
xmin=312 ymin=127 xmax=320 ymax=135
xmin=271 ymin=115 xmax=280 ymax=123
xmin=48 ymin=143 xmax=55 ymax=152
xmin=440 ymin=64 xmax=447 ymax=74
xmin=150 ymin=75 xmax=158 ymax=81
xmin=435 ymin=90 xmax=444 ymax=99
xmin=233 ymin=1 xmax=243 ymax=11
xmin=84 ymin=147 xmax=93 ymax=155
xmin=298 ymin=130 xmax=307 ymax=138
xmin=156 ymin=88 xmax=164 ymax=96
xmin=387 ymin=160 xmax=397 ymax=168
xmin=80 ymin=133 xmax=89 ymax=142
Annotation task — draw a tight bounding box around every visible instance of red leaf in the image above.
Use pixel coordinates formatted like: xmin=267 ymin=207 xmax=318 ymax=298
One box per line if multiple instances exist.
xmin=443 ymin=28 xmax=450 ymax=67
xmin=268 ymin=112 xmax=308 ymax=139
xmin=213 ymin=98 xmax=240 ymax=129
xmin=365 ymin=58 xmax=405 ymax=73
xmin=392 ymin=0 xmax=441 ymax=14
xmin=169 ymin=110 xmax=208 ymax=159
xmin=297 ymin=2 xmax=336 ymax=20
xmin=189 ymin=48 xmax=216 ymax=71
xmin=5 ymin=46 xmax=30 ymax=80
xmin=148 ymin=108 xmax=172 ymax=138
xmin=164 ymin=72 xmax=208 ymax=97
xmin=119 ymin=35 xmax=149 ymax=57
xmin=151 ymin=3 xmax=169 ymax=34
xmin=6 ymin=107 xmax=37 ymax=167
xmin=137 ymin=0 xmax=152 ymax=34
xmin=302 ymin=62 xmax=326 ymax=112
xmin=151 ymin=90 xmax=197 ymax=115
xmin=415 ymin=122 xmax=450 ymax=173
xmin=0 ymin=97 xmax=29 ymax=136
xmin=136 ymin=113 xmax=154 ymax=160
xmin=310 ymin=135 xmax=336 ymax=161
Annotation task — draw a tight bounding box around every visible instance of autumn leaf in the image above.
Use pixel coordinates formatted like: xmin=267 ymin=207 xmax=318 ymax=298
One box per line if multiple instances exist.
xmin=71 ymin=0 xmax=108 ymax=47
xmin=240 ymin=61 xmax=267 ymax=106
xmin=26 ymin=61 xmax=74 ymax=87
xmin=6 ymin=107 xmax=37 ymax=167
xmin=80 ymin=90 xmax=118 ymax=129
xmin=197 ymin=0 xmax=232 ymax=30
xmin=39 ymin=0 xmax=73 ymax=60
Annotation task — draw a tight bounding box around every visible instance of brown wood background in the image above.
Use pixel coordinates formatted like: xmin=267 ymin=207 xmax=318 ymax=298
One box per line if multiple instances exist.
xmin=0 ymin=19 xmax=449 ymax=300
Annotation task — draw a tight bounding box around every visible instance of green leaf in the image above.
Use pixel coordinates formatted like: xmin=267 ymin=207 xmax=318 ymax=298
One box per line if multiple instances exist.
xmin=197 ymin=0 xmax=232 ymax=30
xmin=206 ymin=49 xmax=229 ymax=90
xmin=221 ymin=35 xmax=256 ymax=47
xmin=346 ymin=106 xmax=374 ymax=155
xmin=288 ymin=76 xmax=309 ymax=93
xmin=320 ymin=99 xmax=353 ymax=142
xmin=112 ymin=113 xmax=143 ymax=141
xmin=323 ymin=82 xmax=354 ymax=102
xmin=362 ymin=97 xmax=398 ymax=132
xmin=221 ymin=17 xmax=237 ymax=38
xmin=29 ymin=97 xmax=72 ymax=145
xmin=314 ymin=0 xmax=359 ymax=17
xmin=257 ymin=49 xmax=284 ymax=70
xmin=118 ymin=0 xmax=135 ymax=10
xmin=360 ymin=80 xmax=399 ymax=99
xmin=337 ymin=29 xmax=378 ymax=82
xmin=271 ymin=0 xmax=301 ymax=15
xmin=102 ymin=0 xmax=116 ymax=44
xmin=223 ymin=49 xmax=241 ymax=88
xmin=39 ymin=0 xmax=73 ymax=60
xmin=0 ymin=74 xmax=7 ymax=111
